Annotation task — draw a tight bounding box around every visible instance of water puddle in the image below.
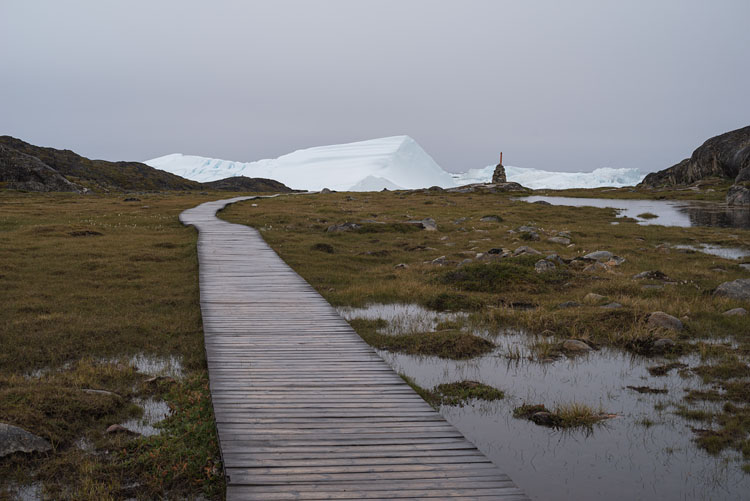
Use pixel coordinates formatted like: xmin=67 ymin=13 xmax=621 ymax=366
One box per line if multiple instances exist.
xmin=128 ymin=353 xmax=184 ymax=379
xmin=121 ymin=398 xmax=171 ymax=436
xmin=337 ymin=303 xmax=466 ymax=335
xmin=673 ymin=244 xmax=750 ymax=260
xmin=520 ymin=196 xmax=750 ymax=229
xmin=378 ymin=343 xmax=748 ymax=501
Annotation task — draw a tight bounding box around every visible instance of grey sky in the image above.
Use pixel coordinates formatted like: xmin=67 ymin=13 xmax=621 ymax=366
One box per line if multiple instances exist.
xmin=1 ymin=0 xmax=748 ymax=173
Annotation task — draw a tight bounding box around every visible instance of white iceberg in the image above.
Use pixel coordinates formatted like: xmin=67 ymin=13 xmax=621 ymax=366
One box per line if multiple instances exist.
xmin=146 ymin=135 xmax=646 ymax=191
xmin=145 ymin=135 xmax=455 ymax=192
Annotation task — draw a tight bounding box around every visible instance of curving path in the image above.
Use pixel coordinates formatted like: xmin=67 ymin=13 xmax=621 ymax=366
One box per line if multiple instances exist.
xmin=180 ymin=196 xmax=528 ymax=501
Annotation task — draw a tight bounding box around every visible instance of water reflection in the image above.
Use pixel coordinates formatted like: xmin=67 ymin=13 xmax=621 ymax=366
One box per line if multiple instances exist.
xmin=379 ymin=344 xmax=749 ymax=501
xmin=521 ymin=196 xmax=750 ymax=229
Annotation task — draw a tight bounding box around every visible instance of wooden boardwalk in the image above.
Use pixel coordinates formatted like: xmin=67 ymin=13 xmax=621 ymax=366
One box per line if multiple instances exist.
xmin=180 ymin=197 xmax=528 ymax=501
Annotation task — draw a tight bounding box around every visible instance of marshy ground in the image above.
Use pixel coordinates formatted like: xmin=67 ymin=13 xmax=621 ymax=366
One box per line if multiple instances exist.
xmin=2 ymin=186 xmax=749 ymax=500
xmin=220 ymin=187 xmax=750 ymax=499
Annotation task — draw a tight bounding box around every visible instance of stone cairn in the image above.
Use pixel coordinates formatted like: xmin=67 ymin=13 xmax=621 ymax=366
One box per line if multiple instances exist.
xmin=492 ymin=152 xmax=506 ymax=184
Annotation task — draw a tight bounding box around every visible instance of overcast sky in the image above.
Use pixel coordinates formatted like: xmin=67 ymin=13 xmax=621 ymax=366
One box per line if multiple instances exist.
xmin=1 ymin=0 xmax=748 ymax=173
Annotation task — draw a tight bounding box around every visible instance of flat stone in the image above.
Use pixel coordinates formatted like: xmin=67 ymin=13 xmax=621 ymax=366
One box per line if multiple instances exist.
xmin=479 ymin=215 xmax=502 ymax=222
xmin=547 ymin=236 xmax=571 ymax=245
xmin=606 ymin=256 xmax=626 ymax=266
xmin=562 ymin=339 xmax=592 ymax=352
xmin=0 ymin=423 xmax=52 ymax=457
xmin=601 ymin=302 xmax=622 ymax=309
xmin=545 ymin=254 xmax=565 ymax=266
xmin=106 ymin=424 xmax=138 ymax=435
xmin=584 ymin=262 xmax=610 ymax=273
xmin=534 ymin=259 xmax=556 ymax=273
xmin=406 ymin=218 xmax=438 ymax=231
xmin=513 ymin=246 xmax=541 ymax=256
xmin=584 ymin=250 xmax=614 ymax=261
xmin=431 ymin=256 xmax=447 ymax=265
xmin=583 ymin=293 xmax=608 ymax=305
xmin=723 ymin=307 xmax=748 ymax=316
xmin=647 ymin=312 xmax=683 ymax=331
xmin=394 ymin=263 xmax=409 ymax=269
xmin=714 ymin=279 xmax=750 ymax=300
xmin=557 ymin=301 xmax=581 ymax=309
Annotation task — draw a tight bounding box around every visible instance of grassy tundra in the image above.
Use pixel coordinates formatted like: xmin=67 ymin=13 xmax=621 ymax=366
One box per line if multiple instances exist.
xmin=0 ymin=192 xmax=224 ymax=500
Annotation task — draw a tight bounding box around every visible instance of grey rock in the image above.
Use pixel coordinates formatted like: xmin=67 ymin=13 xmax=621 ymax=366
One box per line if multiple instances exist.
xmin=479 ymin=215 xmax=502 ymax=222
xmin=557 ymin=231 xmax=572 ymax=239
xmin=727 ymin=184 xmax=750 ymax=206
xmin=633 ymin=270 xmax=672 ymax=281
xmin=406 ymin=218 xmax=438 ymax=231
xmin=394 ymin=263 xmax=409 ymax=269
xmin=641 ymin=284 xmax=664 ymax=290
xmin=431 ymin=256 xmax=447 ymax=265
xmin=736 ymin=166 xmax=750 ymax=183
xmin=562 ymin=339 xmax=592 ymax=352
xmin=106 ymin=424 xmax=138 ymax=435
xmin=557 ymin=301 xmax=581 ymax=309
xmin=533 ymin=200 xmax=552 ymax=205
xmin=458 ymin=258 xmax=473 ymax=267
xmin=326 ymin=222 xmax=360 ymax=233
xmin=0 ymin=423 xmax=52 ymax=457
xmin=714 ymin=279 xmax=750 ymax=300
xmin=547 ymin=236 xmax=571 ymax=245
xmin=534 ymin=259 xmax=556 ymax=273
xmin=584 ymin=250 xmax=614 ymax=261
xmin=638 ymin=125 xmax=750 ymax=187
xmin=606 ymin=256 xmax=626 ymax=266
xmin=652 ymin=338 xmax=676 ymax=351
xmin=82 ymin=389 xmax=120 ymax=397
xmin=583 ymin=262 xmax=610 ymax=273
xmin=723 ymin=307 xmax=748 ymax=316
xmin=601 ymin=302 xmax=623 ymax=309
xmin=740 ymin=263 xmax=750 ymax=271
xmin=513 ymin=246 xmax=542 ymax=256
xmin=583 ymin=293 xmax=608 ymax=305
xmin=545 ymin=254 xmax=565 ymax=266
xmin=647 ymin=312 xmax=683 ymax=331
xmin=0 ymin=144 xmax=83 ymax=193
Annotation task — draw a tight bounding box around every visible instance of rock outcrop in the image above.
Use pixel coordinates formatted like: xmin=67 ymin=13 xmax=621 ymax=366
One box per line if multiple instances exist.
xmin=0 ymin=423 xmax=52 ymax=457
xmin=0 ymin=145 xmax=83 ymax=192
xmin=638 ymin=126 xmax=750 ymax=187
xmin=201 ymin=176 xmax=294 ymax=192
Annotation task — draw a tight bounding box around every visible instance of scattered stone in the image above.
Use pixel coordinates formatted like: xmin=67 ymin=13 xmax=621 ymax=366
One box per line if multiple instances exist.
xmin=520 ymin=231 xmax=540 ymax=241
xmin=562 ymin=339 xmax=592 ymax=352
xmin=584 ymin=250 xmax=614 ymax=261
xmin=545 ymin=254 xmax=565 ymax=266
xmin=583 ymin=293 xmax=608 ymax=305
xmin=106 ymin=424 xmax=138 ymax=435
xmin=534 ymin=259 xmax=556 ymax=273
xmin=513 ymin=246 xmax=542 ymax=256
xmin=723 ymin=307 xmax=748 ymax=316
xmin=606 ymin=256 xmax=626 ymax=266
xmin=123 ymin=197 xmax=140 ymax=202
xmin=406 ymin=218 xmax=438 ymax=231
xmin=394 ymin=263 xmax=409 ymax=269
xmin=601 ymin=302 xmax=622 ymax=309
xmin=533 ymin=200 xmax=552 ymax=206
xmin=647 ymin=312 xmax=683 ymax=331
xmin=557 ymin=301 xmax=581 ymax=309
xmin=557 ymin=231 xmax=572 ymax=239
xmin=652 ymin=338 xmax=676 ymax=352
xmin=453 ymin=217 xmax=468 ymax=224
xmin=547 ymin=236 xmax=571 ymax=245
xmin=431 ymin=256 xmax=447 ymax=265
xmin=626 ymin=385 xmax=668 ymax=394
xmin=326 ymin=222 xmax=360 ymax=233
xmin=0 ymin=423 xmax=52 ymax=457
xmin=633 ymin=270 xmax=672 ymax=281
xmin=714 ymin=279 xmax=750 ymax=300
xmin=479 ymin=215 xmax=502 ymax=222
xmin=517 ymin=225 xmax=538 ymax=233
xmin=583 ymin=261 xmax=610 ymax=273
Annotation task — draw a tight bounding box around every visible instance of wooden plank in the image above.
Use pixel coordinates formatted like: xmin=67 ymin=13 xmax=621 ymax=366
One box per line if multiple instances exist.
xmin=179 ymin=197 xmax=527 ymax=500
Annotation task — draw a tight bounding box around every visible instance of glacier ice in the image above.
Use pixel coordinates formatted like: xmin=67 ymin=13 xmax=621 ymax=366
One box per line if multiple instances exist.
xmin=145 ymin=135 xmax=646 ymax=192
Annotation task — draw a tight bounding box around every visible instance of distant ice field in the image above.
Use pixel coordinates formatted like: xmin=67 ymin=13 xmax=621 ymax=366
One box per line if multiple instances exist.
xmin=145 ymin=136 xmax=645 ymax=191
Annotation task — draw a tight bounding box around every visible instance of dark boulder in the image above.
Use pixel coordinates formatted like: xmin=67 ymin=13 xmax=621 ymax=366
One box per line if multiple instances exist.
xmin=639 ymin=126 xmax=750 ymax=187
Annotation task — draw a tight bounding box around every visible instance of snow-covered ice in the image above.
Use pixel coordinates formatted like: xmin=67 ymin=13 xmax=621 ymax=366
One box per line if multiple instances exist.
xmin=146 ymin=136 xmax=454 ymax=192
xmin=454 ymin=165 xmax=645 ymax=190
xmin=145 ymin=135 xmax=645 ymax=191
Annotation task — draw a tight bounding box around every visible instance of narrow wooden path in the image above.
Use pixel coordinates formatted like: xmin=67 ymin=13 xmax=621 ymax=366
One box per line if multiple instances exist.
xmin=181 ymin=196 xmax=528 ymax=501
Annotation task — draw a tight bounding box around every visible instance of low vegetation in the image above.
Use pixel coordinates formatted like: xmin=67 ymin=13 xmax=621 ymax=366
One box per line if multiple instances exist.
xmin=513 ymin=402 xmax=613 ymax=429
xmin=401 ymin=377 xmax=504 ymax=408
xmin=0 ymin=191 xmax=226 ymax=499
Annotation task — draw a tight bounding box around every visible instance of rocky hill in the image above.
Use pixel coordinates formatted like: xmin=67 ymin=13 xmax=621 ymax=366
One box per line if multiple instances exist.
xmin=639 ymin=126 xmax=750 ymax=187
xmin=0 ymin=136 xmax=294 ymax=193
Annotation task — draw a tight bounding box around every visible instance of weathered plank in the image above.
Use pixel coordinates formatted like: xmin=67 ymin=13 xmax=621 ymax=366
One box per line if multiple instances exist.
xmin=180 ymin=197 xmax=527 ymax=500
